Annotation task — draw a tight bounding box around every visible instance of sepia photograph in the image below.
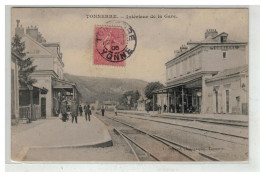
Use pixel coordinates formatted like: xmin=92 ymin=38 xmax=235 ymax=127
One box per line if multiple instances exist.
xmin=9 ymin=7 xmax=249 ymax=162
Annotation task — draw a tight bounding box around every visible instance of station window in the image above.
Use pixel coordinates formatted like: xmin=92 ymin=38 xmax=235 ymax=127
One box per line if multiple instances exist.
xmin=223 ymin=52 xmax=227 ymax=59
xmin=221 ymin=36 xmax=227 ymax=43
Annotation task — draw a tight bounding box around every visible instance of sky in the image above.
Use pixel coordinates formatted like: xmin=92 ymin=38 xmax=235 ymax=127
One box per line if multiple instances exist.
xmin=11 ymin=8 xmax=248 ymax=83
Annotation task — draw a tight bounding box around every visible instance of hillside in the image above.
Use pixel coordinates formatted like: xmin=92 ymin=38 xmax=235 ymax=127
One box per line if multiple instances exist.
xmin=63 ymin=73 xmax=148 ymax=103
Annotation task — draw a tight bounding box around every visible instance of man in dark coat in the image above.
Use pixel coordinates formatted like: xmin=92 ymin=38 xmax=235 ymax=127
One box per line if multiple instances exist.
xmin=60 ymin=97 xmax=67 ymax=122
xmin=101 ymin=105 xmax=105 ymax=116
xmin=79 ymin=105 xmax=83 ymax=116
xmin=71 ymin=100 xmax=78 ymax=123
xmin=85 ymin=105 xmax=91 ymax=121
xmin=163 ymin=104 xmax=167 ymax=112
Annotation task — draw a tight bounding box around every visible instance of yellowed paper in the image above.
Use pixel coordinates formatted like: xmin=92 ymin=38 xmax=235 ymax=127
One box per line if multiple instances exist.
xmin=10 ymin=8 xmax=248 ymax=162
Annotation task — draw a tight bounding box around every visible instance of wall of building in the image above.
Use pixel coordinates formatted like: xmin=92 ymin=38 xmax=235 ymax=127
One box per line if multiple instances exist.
xmin=166 ymin=44 xmax=247 ymax=84
xmin=53 ymin=57 xmax=64 ymax=79
xmin=201 ymin=46 xmax=247 ymax=72
xmin=157 ymin=94 xmax=167 ymax=107
xmin=203 ymin=75 xmax=248 ymax=114
xmin=166 ymin=49 xmax=203 ymax=82
xmin=31 ymin=56 xmax=54 ymax=71
xmin=11 ymin=57 xmax=20 ymax=119
xmin=201 ymin=74 xmax=213 ymax=113
xmin=15 ymin=22 xmax=66 ymax=117
xmin=32 ymin=75 xmax=53 ymax=116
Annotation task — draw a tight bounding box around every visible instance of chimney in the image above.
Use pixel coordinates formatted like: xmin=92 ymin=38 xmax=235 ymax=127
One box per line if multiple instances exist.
xmin=42 ymin=37 xmax=46 ymax=43
xmin=205 ymin=29 xmax=218 ymax=39
xmin=37 ymin=32 xmax=43 ymax=43
xmin=15 ymin=19 xmax=24 ymax=36
xmin=26 ymin=25 xmax=39 ymax=41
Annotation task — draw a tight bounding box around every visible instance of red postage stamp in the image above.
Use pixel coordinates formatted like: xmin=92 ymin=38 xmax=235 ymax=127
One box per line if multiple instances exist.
xmin=94 ymin=21 xmax=137 ymax=66
xmin=94 ymin=26 xmax=126 ymax=66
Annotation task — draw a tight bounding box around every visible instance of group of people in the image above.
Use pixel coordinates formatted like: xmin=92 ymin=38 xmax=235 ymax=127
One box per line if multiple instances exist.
xmin=60 ymin=98 xmax=118 ymax=123
xmin=156 ymin=104 xmax=167 ymax=114
xmin=60 ymin=97 xmax=79 ymax=123
xmin=157 ymin=103 xmax=197 ymax=113
xmin=100 ymin=105 xmax=118 ymax=116
xmin=60 ymin=97 xmax=92 ymax=124
xmin=79 ymin=104 xmax=91 ymax=122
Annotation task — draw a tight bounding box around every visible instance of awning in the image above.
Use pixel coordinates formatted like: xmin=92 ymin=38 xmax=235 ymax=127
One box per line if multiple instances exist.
xmin=153 ymin=71 xmax=218 ymax=94
xmin=19 ymin=84 xmax=48 ymax=94
xmin=52 ymin=78 xmax=79 ymax=92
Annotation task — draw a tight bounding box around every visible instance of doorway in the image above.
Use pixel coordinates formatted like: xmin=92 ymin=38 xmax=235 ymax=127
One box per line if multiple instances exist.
xmin=41 ymin=97 xmax=46 ymax=118
xmin=226 ymin=90 xmax=230 ymax=113
xmin=215 ymin=91 xmax=219 ymax=113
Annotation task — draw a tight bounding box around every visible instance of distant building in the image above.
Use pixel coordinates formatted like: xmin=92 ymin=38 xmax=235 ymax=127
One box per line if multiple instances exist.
xmin=14 ymin=20 xmax=80 ymax=117
xmin=100 ymin=101 xmax=118 ymax=110
xmin=154 ymin=29 xmax=248 ymax=115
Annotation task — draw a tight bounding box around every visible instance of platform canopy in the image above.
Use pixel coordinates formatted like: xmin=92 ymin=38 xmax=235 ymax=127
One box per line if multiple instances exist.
xmin=53 ymin=78 xmax=80 ymax=94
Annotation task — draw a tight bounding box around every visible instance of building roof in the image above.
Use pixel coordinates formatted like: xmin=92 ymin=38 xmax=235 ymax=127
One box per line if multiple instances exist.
xmin=19 ymin=31 xmax=64 ymax=66
xmin=187 ymin=39 xmax=244 ymax=45
xmin=166 ymin=31 xmax=247 ymax=66
xmin=19 ymin=84 xmax=48 ymax=94
xmin=205 ymin=65 xmax=248 ymax=83
xmin=52 ymin=78 xmax=80 ymax=94
xmin=22 ymin=33 xmax=53 ymax=56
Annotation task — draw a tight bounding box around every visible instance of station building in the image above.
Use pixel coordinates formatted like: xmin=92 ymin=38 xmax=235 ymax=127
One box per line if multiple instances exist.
xmin=11 ymin=51 xmax=21 ymax=123
xmin=154 ymin=29 xmax=248 ymax=115
xmin=14 ymin=20 xmax=80 ymax=117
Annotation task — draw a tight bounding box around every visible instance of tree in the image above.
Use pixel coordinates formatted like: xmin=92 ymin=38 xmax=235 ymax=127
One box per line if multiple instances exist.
xmin=145 ymin=81 xmax=164 ymax=99
xmin=144 ymin=82 xmax=164 ymax=111
xmin=133 ymin=90 xmax=140 ymax=103
xmin=12 ymin=35 xmax=37 ymax=86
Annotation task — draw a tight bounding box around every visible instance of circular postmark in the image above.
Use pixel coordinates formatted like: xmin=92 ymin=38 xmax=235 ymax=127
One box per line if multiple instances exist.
xmin=95 ymin=21 xmax=137 ymax=62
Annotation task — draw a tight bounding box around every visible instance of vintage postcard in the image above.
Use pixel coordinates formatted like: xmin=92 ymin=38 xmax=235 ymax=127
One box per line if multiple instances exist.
xmin=10 ymin=7 xmax=248 ymax=162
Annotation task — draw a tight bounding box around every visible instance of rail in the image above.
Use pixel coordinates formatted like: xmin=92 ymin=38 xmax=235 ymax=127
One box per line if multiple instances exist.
xmin=105 ymin=116 xmax=218 ymax=161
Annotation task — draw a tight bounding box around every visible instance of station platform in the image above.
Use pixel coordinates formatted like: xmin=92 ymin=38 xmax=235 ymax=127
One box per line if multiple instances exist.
xmin=118 ymin=110 xmax=248 ymax=123
xmin=11 ymin=115 xmax=112 ymax=161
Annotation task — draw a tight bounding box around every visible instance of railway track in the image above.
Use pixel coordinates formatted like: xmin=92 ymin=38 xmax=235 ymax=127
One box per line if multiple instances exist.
xmin=117 ymin=113 xmax=248 ymax=141
xmin=118 ymin=111 xmax=248 ymax=127
xmin=98 ymin=114 xmax=220 ymax=161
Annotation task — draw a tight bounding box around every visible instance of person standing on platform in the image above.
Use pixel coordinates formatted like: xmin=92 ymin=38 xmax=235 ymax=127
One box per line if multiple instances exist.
xmin=158 ymin=105 xmax=161 ymax=114
xmin=114 ymin=105 xmax=117 ymax=116
xmin=101 ymin=105 xmax=105 ymax=116
xmin=85 ymin=105 xmax=91 ymax=121
xmin=71 ymin=99 xmax=78 ymax=123
xmin=163 ymin=104 xmax=167 ymax=112
xmin=60 ymin=97 xmax=68 ymax=122
xmin=79 ymin=105 xmax=83 ymax=116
